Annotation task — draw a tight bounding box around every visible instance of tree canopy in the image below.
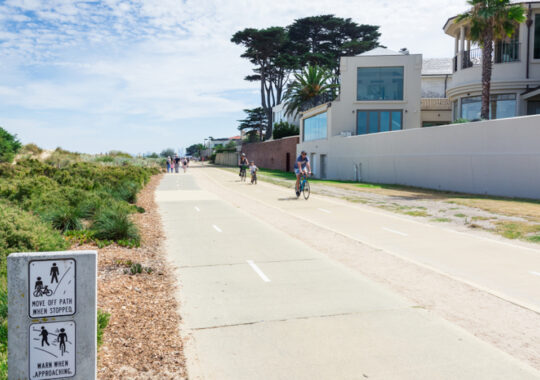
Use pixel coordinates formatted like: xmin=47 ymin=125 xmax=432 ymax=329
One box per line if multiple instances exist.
xmin=283 ymin=65 xmax=337 ymax=117
xmin=160 ymin=148 xmax=176 ymax=158
xmin=232 ymin=15 xmax=380 ymax=139
xmin=238 ymin=108 xmax=268 ymax=142
xmin=0 ymin=127 xmax=22 ymax=163
xmin=186 ymin=144 xmax=205 ymax=156
xmin=288 ymin=15 xmax=380 ymax=80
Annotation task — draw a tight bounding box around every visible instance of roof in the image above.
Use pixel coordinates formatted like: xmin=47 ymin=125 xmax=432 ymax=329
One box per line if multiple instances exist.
xmin=357 ymin=47 xmax=402 ymax=56
xmin=229 ymin=136 xmax=242 ymax=140
xmin=422 ymin=58 xmax=453 ymax=75
xmin=522 ymin=85 xmax=540 ymax=99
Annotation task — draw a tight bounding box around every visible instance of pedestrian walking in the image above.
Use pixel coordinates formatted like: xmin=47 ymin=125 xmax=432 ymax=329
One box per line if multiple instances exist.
xmin=166 ymin=156 xmax=172 ymax=173
xmin=182 ymin=157 xmax=187 ymax=173
xmin=174 ymin=154 xmax=180 ymax=173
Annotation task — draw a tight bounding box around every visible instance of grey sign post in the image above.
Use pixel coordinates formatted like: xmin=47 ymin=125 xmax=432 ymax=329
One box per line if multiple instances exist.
xmin=8 ymin=250 xmax=97 ymax=380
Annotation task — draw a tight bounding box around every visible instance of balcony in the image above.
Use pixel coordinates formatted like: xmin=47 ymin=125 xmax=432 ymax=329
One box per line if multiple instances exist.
xmin=456 ymin=42 xmax=520 ymax=70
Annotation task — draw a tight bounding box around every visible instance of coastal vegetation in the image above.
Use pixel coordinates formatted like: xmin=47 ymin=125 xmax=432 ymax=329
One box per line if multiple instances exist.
xmin=0 ymin=127 xmax=161 ymax=378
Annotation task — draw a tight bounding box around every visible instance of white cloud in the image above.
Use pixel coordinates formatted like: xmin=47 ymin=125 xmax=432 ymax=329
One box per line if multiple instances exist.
xmin=0 ymin=0 xmax=472 ymax=152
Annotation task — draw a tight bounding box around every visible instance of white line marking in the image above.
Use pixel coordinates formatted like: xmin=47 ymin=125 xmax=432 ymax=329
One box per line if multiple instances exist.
xmin=318 ymin=208 xmax=331 ymax=214
xmin=530 ymin=271 xmax=540 ymax=277
xmin=247 ymin=260 xmax=271 ymax=282
xmin=212 ymin=224 xmax=222 ymax=232
xmin=194 ymin=206 xmax=200 ymax=212
xmin=382 ymin=227 xmax=409 ymax=237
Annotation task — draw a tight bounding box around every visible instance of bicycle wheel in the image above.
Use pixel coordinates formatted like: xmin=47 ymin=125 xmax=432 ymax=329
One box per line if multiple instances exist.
xmin=241 ymin=170 xmax=246 ymax=182
xmin=303 ymin=180 xmax=310 ymax=200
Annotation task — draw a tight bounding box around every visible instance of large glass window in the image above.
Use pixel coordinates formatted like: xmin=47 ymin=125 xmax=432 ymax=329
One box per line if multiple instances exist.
xmin=303 ymin=112 xmax=327 ymax=141
xmin=535 ymin=14 xmax=540 ymax=59
xmin=461 ymin=96 xmax=482 ymax=120
xmin=357 ymin=67 xmax=404 ymax=101
xmin=460 ymin=94 xmax=516 ymax=120
xmin=357 ymin=110 xmax=403 ymax=135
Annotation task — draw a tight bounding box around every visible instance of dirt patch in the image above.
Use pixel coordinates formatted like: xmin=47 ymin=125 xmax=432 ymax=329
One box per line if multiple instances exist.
xmin=74 ymin=174 xmax=186 ymax=379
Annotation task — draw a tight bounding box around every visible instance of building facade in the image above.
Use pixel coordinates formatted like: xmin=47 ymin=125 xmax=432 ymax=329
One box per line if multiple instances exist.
xmin=297 ymin=48 xmax=423 ymax=178
xmin=443 ymin=1 xmax=540 ymax=121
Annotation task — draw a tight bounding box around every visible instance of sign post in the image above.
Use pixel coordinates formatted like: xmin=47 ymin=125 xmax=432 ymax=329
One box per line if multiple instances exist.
xmin=8 ymin=251 xmax=97 ymax=380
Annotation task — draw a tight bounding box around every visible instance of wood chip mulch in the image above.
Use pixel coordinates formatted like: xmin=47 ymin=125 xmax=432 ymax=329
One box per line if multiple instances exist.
xmin=75 ymin=174 xmax=187 ymax=379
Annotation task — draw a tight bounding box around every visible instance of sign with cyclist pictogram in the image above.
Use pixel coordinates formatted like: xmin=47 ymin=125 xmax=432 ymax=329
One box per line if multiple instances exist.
xmin=29 ymin=259 xmax=76 ymax=318
xmin=29 ymin=321 xmax=76 ymax=379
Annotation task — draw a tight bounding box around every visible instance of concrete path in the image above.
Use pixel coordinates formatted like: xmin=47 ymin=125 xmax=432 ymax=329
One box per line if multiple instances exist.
xmin=157 ymin=167 xmax=540 ymax=380
xmin=204 ymin=167 xmax=540 ymax=314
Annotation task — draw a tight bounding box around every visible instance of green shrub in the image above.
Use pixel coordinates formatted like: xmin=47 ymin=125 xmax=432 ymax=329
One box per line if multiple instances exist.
xmin=91 ymin=206 xmax=140 ymax=243
xmin=0 ymin=127 xmax=22 ymax=163
xmin=44 ymin=205 xmax=83 ymax=232
xmin=0 ymin=202 xmax=68 ymax=263
xmin=97 ymin=309 xmax=111 ymax=347
xmin=272 ymin=121 xmax=299 ymax=139
xmin=21 ymin=143 xmax=43 ymax=155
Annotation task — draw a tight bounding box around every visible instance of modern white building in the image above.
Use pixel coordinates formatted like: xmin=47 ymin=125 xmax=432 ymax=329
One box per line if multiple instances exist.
xmin=444 ymin=1 xmax=540 ymax=120
xmin=272 ymin=102 xmax=300 ymax=126
xmin=297 ymin=47 xmax=425 ymax=178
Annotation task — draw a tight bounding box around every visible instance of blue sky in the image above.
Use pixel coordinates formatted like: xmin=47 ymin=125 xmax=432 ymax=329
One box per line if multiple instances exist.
xmin=0 ymin=0 xmax=467 ymax=154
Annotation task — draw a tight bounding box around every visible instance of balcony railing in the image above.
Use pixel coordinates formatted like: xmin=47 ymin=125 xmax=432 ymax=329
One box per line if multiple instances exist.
xmin=457 ymin=42 xmax=520 ymax=70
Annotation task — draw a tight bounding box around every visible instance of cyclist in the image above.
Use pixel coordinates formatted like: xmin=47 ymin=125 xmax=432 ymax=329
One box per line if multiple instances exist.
xmin=294 ymin=151 xmax=311 ymax=196
xmin=238 ymin=153 xmax=249 ymax=177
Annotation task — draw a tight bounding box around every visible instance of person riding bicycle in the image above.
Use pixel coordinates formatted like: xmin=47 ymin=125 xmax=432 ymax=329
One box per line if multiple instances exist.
xmin=294 ymin=151 xmax=311 ymax=196
xmin=239 ymin=153 xmax=249 ymax=177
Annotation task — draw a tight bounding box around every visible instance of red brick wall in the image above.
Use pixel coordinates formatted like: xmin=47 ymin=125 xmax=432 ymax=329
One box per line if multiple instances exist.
xmin=241 ymin=136 xmax=299 ymax=172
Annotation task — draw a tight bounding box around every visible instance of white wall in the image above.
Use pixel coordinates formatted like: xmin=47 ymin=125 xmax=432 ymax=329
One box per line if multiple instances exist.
xmin=421 ymin=75 xmax=449 ymax=98
xmin=332 ymin=53 xmax=423 ymax=136
xmin=313 ymin=115 xmax=540 ymax=199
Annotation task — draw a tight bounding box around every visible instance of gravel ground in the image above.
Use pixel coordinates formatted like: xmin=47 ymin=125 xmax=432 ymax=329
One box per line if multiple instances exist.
xmin=74 ymin=174 xmax=187 ymax=379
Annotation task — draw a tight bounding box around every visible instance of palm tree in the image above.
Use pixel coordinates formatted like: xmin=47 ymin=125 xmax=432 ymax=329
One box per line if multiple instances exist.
xmin=283 ymin=65 xmax=338 ymax=118
xmin=456 ymin=0 xmax=525 ymax=120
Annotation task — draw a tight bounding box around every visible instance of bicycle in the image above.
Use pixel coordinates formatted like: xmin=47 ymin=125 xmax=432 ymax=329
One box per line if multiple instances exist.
xmin=239 ymin=165 xmax=247 ymax=182
xmin=33 ymin=285 xmax=53 ymax=297
xmin=296 ymin=172 xmax=310 ymax=200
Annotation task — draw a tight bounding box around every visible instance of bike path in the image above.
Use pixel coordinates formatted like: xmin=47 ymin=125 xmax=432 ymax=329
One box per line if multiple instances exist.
xmin=156 ymin=170 xmax=539 ymax=379
xmin=204 ymin=166 xmax=540 ymax=313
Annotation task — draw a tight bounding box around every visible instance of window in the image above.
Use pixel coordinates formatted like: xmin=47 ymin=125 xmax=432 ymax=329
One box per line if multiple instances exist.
xmin=461 ymin=96 xmax=482 ymax=120
xmin=535 ymin=14 xmax=540 ymax=59
xmin=357 ymin=110 xmax=403 ymax=135
xmin=453 ymin=100 xmax=459 ymax=121
xmin=357 ymin=67 xmax=404 ymax=101
xmin=460 ymin=94 xmax=516 ymax=120
xmin=303 ymin=112 xmax=327 ymax=141
xmin=528 ymin=101 xmax=540 ymax=115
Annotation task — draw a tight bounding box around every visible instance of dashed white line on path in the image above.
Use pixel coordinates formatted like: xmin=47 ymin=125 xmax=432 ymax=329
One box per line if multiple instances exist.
xmin=247 ymin=260 xmax=271 ymax=282
xmin=318 ymin=208 xmax=331 ymax=214
xmin=194 ymin=206 xmax=200 ymax=212
xmin=382 ymin=227 xmax=409 ymax=237
xmin=213 ymin=224 xmax=222 ymax=233
xmin=530 ymin=271 xmax=540 ymax=277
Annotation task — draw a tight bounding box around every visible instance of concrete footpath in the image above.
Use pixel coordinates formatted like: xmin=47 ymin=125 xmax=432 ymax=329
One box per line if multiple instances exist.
xmin=156 ymin=168 xmax=540 ymax=380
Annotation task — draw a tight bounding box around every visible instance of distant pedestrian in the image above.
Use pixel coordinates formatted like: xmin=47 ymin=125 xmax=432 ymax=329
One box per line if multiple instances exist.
xmin=174 ymin=154 xmax=180 ymax=173
xmin=182 ymin=157 xmax=187 ymax=173
xmin=249 ymin=161 xmax=258 ymax=184
xmin=166 ymin=156 xmax=172 ymax=173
